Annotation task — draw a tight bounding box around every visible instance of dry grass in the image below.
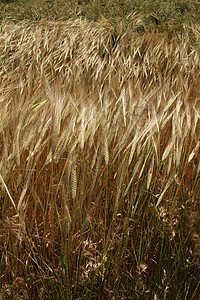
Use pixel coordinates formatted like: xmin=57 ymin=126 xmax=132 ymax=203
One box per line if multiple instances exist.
xmin=0 ymin=16 xmax=200 ymax=299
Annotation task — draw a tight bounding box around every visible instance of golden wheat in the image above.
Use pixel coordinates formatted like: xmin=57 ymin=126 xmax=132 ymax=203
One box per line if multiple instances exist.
xmin=0 ymin=17 xmax=200 ymax=298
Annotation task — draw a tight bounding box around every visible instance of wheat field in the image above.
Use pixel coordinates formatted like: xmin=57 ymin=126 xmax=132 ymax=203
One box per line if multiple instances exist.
xmin=0 ymin=16 xmax=200 ymax=299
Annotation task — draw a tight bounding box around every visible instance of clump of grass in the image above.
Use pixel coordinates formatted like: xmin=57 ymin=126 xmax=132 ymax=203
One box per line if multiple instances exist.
xmin=1 ymin=0 xmax=200 ymax=39
xmin=0 ymin=18 xmax=200 ymax=299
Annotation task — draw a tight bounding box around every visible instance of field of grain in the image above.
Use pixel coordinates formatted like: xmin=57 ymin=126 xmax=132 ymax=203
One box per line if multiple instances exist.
xmin=0 ymin=16 xmax=200 ymax=299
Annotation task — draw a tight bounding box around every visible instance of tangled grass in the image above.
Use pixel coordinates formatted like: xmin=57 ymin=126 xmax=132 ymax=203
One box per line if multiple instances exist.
xmin=1 ymin=0 xmax=200 ymax=39
xmin=0 ymin=16 xmax=200 ymax=299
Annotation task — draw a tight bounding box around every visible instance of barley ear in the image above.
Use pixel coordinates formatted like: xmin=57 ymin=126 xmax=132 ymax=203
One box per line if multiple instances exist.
xmin=13 ymin=127 xmax=21 ymax=167
xmin=71 ymin=164 xmax=77 ymax=200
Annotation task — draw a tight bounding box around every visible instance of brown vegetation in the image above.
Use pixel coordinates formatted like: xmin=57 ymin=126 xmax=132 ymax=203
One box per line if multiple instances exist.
xmin=0 ymin=17 xmax=200 ymax=298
